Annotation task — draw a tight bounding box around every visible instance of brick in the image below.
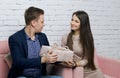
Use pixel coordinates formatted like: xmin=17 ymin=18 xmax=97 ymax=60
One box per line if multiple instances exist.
xmin=0 ymin=0 xmax=120 ymax=59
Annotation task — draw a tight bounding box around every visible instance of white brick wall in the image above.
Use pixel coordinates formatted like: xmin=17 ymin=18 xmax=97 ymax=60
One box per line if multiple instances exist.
xmin=0 ymin=0 xmax=120 ymax=59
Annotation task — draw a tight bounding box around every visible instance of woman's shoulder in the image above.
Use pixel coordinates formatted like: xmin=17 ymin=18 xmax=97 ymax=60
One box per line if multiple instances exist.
xmin=62 ymin=33 xmax=70 ymax=41
xmin=61 ymin=33 xmax=70 ymax=46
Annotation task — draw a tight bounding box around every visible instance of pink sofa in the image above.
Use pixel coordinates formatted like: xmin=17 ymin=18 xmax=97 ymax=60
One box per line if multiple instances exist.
xmin=97 ymin=55 xmax=120 ymax=78
xmin=0 ymin=41 xmax=10 ymax=78
xmin=62 ymin=54 xmax=120 ymax=78
xmin=0 ymin=40 xmax=120 ymax=78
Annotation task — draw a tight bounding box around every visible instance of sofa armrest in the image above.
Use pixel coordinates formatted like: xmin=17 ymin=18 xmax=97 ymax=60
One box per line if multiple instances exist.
xmin=0 ymin=40 xmax=9 ymax=54
xmin=97 ymin=55 xmax=120 ymax=78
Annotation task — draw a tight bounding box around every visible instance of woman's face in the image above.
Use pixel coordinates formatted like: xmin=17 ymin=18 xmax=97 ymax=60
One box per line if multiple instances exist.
xmin=70 ymin=14 xmax=80 ymax=32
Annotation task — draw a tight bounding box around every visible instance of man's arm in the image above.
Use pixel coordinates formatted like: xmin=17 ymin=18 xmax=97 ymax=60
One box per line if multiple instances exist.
xmin=9 ymin=36 xmax=41 ymax=69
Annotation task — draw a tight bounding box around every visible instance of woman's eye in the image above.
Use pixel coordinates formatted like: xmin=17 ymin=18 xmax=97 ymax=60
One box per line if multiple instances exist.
xmin=75 ymin=20 xmax=79 ymax=23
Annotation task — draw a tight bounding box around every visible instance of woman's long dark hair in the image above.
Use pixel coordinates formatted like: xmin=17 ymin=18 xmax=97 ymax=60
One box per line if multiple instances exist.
xmin=66 ymin=11 xmax=96 ymax=70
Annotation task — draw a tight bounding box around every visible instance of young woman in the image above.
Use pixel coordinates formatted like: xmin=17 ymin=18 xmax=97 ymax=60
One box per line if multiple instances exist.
xmin=48 ymin=11 xmax=104 ymax=78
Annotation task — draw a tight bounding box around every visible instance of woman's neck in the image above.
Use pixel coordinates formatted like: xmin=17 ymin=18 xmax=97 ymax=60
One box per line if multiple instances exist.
xmin=73 ymin=30 xmax=80 ymax=36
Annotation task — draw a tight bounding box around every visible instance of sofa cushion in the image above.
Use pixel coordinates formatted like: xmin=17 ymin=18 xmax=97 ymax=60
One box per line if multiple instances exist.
xmin=0 ymin=57 xmax=9 ymax=78
xmin=4 ymin=53 xmax=12 ymax=68
xmin=0 ymin=41 xmax=10 ymax=54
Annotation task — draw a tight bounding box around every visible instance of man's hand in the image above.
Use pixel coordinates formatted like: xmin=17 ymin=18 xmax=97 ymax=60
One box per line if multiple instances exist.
xmin=41 ymin=50 xmax=57 ymax=63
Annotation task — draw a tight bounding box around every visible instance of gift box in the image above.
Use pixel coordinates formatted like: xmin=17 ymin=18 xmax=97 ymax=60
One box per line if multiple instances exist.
xmin=40 ymin=46 xmax=73 ymax=61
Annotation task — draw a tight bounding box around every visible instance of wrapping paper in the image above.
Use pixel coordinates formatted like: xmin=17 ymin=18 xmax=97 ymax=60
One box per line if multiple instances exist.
xmin=40 ymin=46 xmax=73 ymax=61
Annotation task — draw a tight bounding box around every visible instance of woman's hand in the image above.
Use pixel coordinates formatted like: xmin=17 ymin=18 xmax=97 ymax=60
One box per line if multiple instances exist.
xmin=61 ymin=60 xmax=76 ymax=68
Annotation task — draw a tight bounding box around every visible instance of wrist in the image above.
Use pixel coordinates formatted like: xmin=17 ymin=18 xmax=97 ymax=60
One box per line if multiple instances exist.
xmin=41 ymin=56 xmax=46 ymax=63
xmin=73 ymin=61 xmax=77 ymax=68
xmin=76 ymin=61 xmax=81 ymax=66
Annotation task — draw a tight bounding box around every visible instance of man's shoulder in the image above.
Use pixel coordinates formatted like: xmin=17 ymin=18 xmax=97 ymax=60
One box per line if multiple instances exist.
xmin=9 ymin=29 xmax=24 ymax=39
xmin=37 ymin=32 xmax=47 ymax=37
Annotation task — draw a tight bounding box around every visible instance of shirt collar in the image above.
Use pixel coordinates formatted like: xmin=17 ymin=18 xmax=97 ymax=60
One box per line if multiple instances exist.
xmin=24 ymin=30 xmax=38 ymax=41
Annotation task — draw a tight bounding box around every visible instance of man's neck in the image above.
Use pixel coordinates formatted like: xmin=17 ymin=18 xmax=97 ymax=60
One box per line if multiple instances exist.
xmin=25 ymin=25 xmax=36 ymax=40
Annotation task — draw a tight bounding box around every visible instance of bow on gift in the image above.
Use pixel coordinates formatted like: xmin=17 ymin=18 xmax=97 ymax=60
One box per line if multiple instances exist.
xmin=51 ymin=43 xmax=70 ymax=51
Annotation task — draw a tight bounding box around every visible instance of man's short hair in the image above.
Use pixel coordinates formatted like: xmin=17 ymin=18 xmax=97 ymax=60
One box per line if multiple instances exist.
xmin=24 ymin=6 xmax=44 ymax=25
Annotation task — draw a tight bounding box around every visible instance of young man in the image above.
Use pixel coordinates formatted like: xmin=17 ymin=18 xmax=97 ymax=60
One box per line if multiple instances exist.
xmin=8 ymin=7 xmax=58 ymax=78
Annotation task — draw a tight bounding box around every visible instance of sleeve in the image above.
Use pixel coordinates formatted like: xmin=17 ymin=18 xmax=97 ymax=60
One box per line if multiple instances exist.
xmin=74 ymin=54 xmax=88 ymax=67
xmin=9 ymin=36 xmax=41 ymax=69
xmin=43 ymin=33 xmax=50 ymax=46
xmin=61 ymin=33 xmax=88 ymax=67
xmin=79 ymin=58 xmax=88 ymax=67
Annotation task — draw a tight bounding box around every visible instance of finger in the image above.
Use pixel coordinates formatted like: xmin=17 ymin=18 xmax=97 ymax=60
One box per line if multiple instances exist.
xmin=68 ymin=60 xmax=75 ymax=64
xmin=66 ymin=61 xmax=75 ymax=67
xmin=51 ymin=54 xmax=57 ymax=57
xmin=51 ymin=56 xmax=58 ymax=60
xmin=52 ymin=52 xmax=57 ymax=55
xmin=49 ymin=52 xmax=57 ymax=56
xmin=47 ymin=52 xmax=52 ymax=55
xmin=67 ymin=61 xmax=73 ymax=64
xmin=66 ymin=61 xmax=71 ymax=65
xmin=50 ymin=59 xmax=57 ymax=63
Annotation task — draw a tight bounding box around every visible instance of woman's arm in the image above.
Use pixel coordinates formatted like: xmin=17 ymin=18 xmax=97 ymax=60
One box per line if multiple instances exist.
xmin=73 ymin=54 xmax=88 ymax=67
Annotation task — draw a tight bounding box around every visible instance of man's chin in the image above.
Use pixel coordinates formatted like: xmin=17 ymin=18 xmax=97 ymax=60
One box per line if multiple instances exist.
xmin=36 ymin=31 xmax=42 ymax=33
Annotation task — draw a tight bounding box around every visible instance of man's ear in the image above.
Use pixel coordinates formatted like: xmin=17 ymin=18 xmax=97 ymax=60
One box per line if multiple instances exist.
xmin=31 ymin=20 xmax=36 ymax=27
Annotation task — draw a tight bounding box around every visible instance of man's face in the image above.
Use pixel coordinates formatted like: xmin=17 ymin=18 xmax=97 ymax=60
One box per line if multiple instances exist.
xmin=34 ymin=14 xmax=44 ymax=33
